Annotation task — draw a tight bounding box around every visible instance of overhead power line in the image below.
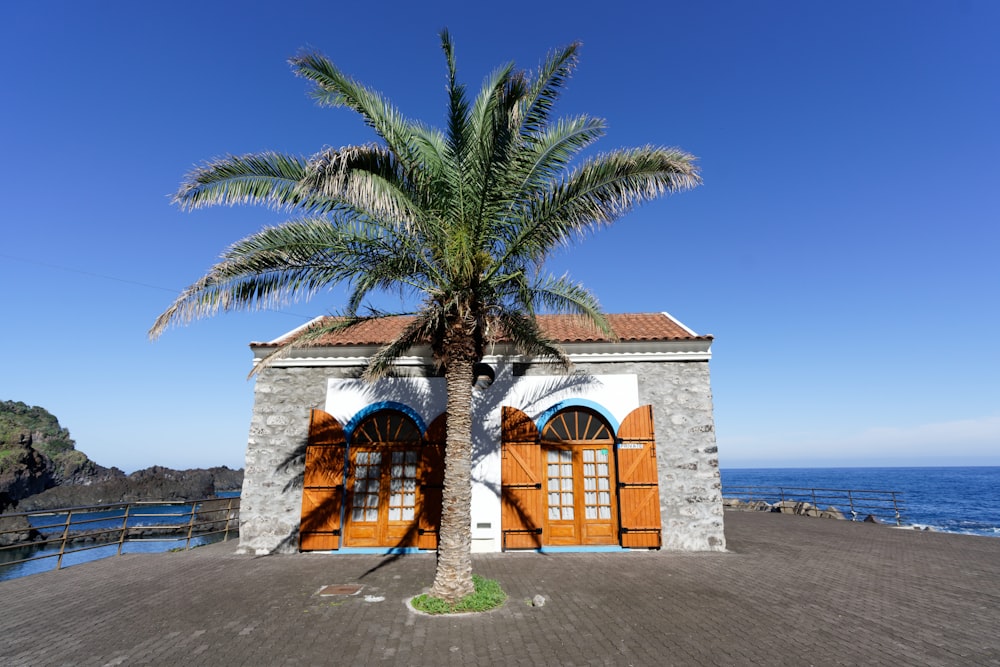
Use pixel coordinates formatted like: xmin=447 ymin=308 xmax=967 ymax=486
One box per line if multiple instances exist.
xmin=0 ymin=252 xmax=313 ymax=321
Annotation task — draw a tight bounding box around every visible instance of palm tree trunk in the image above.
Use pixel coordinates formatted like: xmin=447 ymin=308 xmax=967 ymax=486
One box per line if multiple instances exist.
xmin=428 ymin=337 xmax=476 ymax=602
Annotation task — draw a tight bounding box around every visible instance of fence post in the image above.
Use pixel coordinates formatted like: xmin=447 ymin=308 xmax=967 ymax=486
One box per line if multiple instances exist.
xmin=223 ymin=498 xmax=233 ymax=542
xmin=56 ymin=509 xmax=73 ymax=570
xmin=116 ymin=504 xmax=132 ymax=556
xmin=891 ymin=492 xmax=902 ymax=526
xmin=184 ymin=501 xmax=198 ymax=549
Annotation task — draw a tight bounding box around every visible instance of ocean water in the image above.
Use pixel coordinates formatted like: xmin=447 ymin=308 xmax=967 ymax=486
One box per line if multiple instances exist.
xmin=0 ymin=534 xmax=225 ymax=582
xmin=721 ymin=466 xmax=1000 ymax=538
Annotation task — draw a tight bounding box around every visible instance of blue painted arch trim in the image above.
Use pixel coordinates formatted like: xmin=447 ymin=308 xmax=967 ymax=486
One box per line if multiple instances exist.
xmin=343 ymin=401 xmax=427 ymax=441
xmin=535 ymin=398 xmax=620 ymax=435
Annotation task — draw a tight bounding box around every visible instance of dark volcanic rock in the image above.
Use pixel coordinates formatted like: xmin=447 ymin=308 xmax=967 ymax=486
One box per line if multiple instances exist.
xmin=0 ymin=513 xmax=41 ymax=546
xmin=207 ymin=466 xmax=244 ymax=491
xmin=0 ymin=443 xmax=54 ymax=511
xmin=13 ymin=466 xmax=244 ymax=511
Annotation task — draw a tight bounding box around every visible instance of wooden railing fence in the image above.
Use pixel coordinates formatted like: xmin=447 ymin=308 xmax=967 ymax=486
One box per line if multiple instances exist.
xmin=723 ymin=485 xmax=905 ymax=526
xmin=0 ymin=497 xmax=240 ymax=575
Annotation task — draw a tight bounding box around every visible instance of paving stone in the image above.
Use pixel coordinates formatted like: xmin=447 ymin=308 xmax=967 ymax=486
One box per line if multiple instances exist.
xmin=2 ymin=512 xmax=999 ymax=666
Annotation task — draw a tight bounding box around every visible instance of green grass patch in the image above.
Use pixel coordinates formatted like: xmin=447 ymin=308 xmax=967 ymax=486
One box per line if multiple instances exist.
xmin=0 ymin=448 xmax=17 ymax=470
xmin=411 ymin=575 xmax=507 ymax=614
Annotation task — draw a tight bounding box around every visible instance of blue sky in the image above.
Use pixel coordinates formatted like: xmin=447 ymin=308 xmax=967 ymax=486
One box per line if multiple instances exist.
xmin=1 ymin=1 xmax=997 ymax=471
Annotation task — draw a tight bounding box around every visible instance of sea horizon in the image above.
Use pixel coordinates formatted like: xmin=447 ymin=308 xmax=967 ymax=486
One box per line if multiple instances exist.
xmin=720 ymin=465 xmax=1000 ymax=539
xmin=720 ymin=462 xmax=1000 ymax=470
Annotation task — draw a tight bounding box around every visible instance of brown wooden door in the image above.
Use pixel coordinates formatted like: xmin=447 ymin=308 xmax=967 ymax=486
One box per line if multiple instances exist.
xmin=500 ymin=407 xmax=544 ymax=549
xmin=616 ymin=405 xmax=662 ymax=548
xmin=541 ymin=409 xmax=618 ymax=546
xmin=343 ymin=410 xmax=421 ymax=548
xmin=299 ymin=410 xmax=346 ymax=551
xmin=344 ymin=446 xmax=422 ymax=547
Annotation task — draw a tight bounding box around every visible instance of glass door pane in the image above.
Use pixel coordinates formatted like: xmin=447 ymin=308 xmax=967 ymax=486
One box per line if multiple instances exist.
xmin=546 ymin=449 xmax=574 ymax=520
xmin=582 ymin=448 xmax=612 ymax=520
xmin=387 ymin=449 xmax=418 ymax=521
xmin=351 ymin=450 xmax=381 ymax=522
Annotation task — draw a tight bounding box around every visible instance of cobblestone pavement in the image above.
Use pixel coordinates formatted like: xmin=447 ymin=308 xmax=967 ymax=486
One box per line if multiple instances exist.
xmin=2 ymin=511 xmax=999 ymax=666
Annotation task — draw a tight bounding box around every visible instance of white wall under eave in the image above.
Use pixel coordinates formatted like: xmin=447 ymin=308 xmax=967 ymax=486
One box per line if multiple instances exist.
xmin=324 ymin=377 xmax=447 ymax=429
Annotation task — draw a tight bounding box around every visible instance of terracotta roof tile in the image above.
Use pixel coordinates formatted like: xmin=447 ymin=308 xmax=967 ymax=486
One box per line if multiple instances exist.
xmin=540 ymin=313 xmax=704 ymax=342
xmin=253 ymin=312 xmax=709 ymax=348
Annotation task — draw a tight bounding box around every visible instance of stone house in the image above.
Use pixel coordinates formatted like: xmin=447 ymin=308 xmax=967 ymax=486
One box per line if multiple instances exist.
xmin=238 ymin=311 xmax=725 ymax=555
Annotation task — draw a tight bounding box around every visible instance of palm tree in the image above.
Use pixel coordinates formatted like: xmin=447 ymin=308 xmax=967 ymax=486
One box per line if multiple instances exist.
xmin=149 ymin=31 xmax=700 ymax=602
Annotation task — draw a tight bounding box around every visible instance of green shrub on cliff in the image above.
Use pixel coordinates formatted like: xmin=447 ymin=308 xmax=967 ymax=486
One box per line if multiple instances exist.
xmin=0 ymin=448 xmax=18 ymax=472
xmin=0 ymin=400 xmax=76 ymax=456
xmin=1 ymin=401 xmax=94 ymax=508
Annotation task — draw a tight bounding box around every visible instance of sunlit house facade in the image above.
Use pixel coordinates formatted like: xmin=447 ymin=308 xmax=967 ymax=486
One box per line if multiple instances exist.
xmin=237 ymin=312 xmax=725 ymax=554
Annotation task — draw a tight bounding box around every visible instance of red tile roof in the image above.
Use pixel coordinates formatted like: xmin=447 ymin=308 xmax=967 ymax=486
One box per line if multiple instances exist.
xmin=253 ymin=313 xmax=710 ymax=348
xmin=541 ymin=313 xmax=706 ymax=342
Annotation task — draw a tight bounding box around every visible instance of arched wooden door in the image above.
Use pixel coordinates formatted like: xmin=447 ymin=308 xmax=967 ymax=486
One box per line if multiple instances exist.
xmin=344 ymin=409 xmax=423 ymax=547
xmin=500 ymin=404 xmax=662 ymax=550
xmin=541 ymin=407 xmax=619 ymax=546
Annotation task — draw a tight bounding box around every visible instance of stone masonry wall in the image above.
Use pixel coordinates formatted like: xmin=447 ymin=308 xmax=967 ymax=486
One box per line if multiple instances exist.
xmin=238 ymin=366 xmax=352 ymax=554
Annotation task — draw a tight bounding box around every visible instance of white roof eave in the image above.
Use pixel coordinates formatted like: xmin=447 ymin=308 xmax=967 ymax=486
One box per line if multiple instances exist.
xmin=251 ymin=339 xmax=712 ymax=367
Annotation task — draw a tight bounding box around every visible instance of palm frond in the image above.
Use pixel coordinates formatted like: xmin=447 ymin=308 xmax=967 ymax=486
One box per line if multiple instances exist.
xmin=513 ymin=115 xmax=606 ymax=191
xmin=525 ymin=274 xmax=615 ymax=340
xmin=489 ymin=309 xmax=570 ymax=368
xmin=441 ymin=29 xmax=469 ymax=162
xmin=343 ymin=247 xmax=436 ymax=317
xmin=148 ymin=218 xmax=411 ymax=338
xmin=173 ymin=152 xmax=333 ymax=213
xmin=538 ymin=146 xmax=701 ymax=231
xmin=290 ymin=51 xmax=423 ymax=169
xmin=301 ymin=144 xmax=425 ymax=229
xmin=519 ymin=42 xmax=580 ymax=137
xmin=364 ymin=312 xmax=441 ymax=380
xmin=485 ymin=115 xmax=606 ymax=261
xmin=493 ymin=146 xmax=701 ymax=272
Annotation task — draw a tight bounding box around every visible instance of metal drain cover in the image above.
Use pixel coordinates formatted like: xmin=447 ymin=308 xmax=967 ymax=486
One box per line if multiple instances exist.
xmin=318 ymin=584 xmax=364 ymax=596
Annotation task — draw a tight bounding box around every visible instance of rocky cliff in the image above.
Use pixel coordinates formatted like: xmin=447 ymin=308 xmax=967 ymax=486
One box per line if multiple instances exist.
xmin=0 ymin=400 xmax=243 ymax=512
